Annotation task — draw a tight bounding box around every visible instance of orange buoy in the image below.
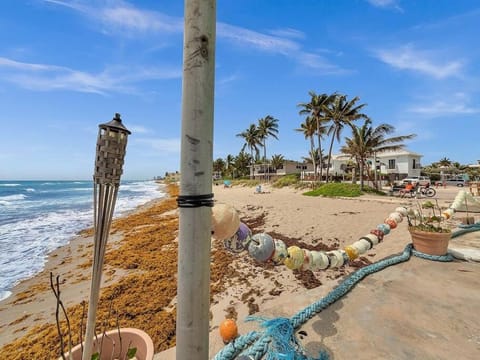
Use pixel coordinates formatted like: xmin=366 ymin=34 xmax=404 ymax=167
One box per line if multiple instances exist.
xmin=219 ymin=318 xmax=238 ymax=343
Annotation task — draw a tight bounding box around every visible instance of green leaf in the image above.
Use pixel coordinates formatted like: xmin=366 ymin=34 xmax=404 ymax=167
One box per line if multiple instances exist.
xmin=422 ymin=201 xmax=434 ymax=209
xmin=91 ymin=352 xmax=100 ymax=360
xmin=127 ymin=347 xmax=137 ymax=359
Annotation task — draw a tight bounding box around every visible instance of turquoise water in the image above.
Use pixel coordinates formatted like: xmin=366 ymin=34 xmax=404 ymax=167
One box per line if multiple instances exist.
xmin=0 ymin=180 xmax=165 ymax=301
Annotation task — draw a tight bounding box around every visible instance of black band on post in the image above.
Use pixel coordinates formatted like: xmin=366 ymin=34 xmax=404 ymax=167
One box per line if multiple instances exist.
xmin=176 ymin=193 xmax=214 ymax=208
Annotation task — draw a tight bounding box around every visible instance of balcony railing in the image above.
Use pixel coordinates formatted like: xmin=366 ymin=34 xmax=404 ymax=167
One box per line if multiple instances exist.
xmin=385 ymin=166 xmax=398 ymax=173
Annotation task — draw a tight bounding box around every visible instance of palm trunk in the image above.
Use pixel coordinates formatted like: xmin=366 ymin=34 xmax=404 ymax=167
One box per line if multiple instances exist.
xmin=326 ymin=132 xmax=335 ymax=183
xmin=310 ymin=136 xmax=317 ymax=182
xmin=250 ymin=148 xmax=254 ymax=179
xmin=263 ymin=140 xmax=267 ymax=182
xmin=316 ymin=118 xmax=323 ymax=182
xmin=359 ymin=159 xmax=364 ymax=190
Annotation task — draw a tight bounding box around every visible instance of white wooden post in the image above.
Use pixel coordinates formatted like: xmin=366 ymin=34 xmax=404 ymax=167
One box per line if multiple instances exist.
xmin=176 ymin=0 xmax=216 ymax=359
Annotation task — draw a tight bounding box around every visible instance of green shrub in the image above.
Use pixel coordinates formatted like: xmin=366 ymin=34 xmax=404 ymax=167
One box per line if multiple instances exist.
xmin=272 ymin=174 xmax=300 ymax=188
xmin=303 ymin=183 xmax=381 ymax=197
xmin=231 ymin=179 xmax=261 ymax=187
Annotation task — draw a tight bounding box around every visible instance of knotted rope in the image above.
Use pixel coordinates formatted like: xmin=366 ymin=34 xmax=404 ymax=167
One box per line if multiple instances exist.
xmin=214 ymin=243 xmax=455 ymax=360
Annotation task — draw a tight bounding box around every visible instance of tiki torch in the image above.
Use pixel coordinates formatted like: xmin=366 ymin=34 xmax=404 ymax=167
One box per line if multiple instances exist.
xmin=82 ymin=113 xmax=131 ymax=360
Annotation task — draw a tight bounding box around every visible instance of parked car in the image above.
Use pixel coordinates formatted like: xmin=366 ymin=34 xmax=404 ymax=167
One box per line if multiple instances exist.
xmin=435 ymin=179 xmax=468 ymax=187
xmin=402 ymin=176 xmax=431 ymax=186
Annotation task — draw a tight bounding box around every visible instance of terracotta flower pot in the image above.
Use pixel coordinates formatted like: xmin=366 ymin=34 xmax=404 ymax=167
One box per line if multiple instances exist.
xmin=409 ymin=227 xmax=451 ymax=256
xmin=60 ymin=328 xmax=154 ymax=360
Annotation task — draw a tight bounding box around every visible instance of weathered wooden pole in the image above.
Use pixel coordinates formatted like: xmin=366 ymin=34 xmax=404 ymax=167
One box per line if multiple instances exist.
xmin=176 ymin=0 xmax=216 ymax=359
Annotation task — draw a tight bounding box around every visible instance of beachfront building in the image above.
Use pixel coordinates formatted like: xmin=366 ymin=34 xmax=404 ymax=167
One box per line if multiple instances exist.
xmin=468 ymin=160 xmax=480 ymax=170
xmin=249 ymin=150 xmax=422 ymax=182
xmin=250 ymin=160 xmax=314 ymax=180
xmin=375 ymin=149 xmax=423 ymax=181
xmin=300 ymin=149 xmax=423 ymax=182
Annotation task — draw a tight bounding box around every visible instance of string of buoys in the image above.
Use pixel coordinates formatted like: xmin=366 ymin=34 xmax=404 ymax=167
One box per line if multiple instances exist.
xmin=212 ymin=190 xmax=478 ymax=273
xmin=213 ymin=190 xmax=480 ymax=358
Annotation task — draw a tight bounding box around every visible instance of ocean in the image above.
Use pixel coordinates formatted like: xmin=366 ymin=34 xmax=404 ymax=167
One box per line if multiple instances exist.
xmin=0 ymin=180 xmax=166 ymax=301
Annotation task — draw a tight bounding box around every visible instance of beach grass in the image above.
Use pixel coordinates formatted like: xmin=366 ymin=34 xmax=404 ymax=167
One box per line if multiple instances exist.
xmin=303 ymin=183 xmax=386 ymax=197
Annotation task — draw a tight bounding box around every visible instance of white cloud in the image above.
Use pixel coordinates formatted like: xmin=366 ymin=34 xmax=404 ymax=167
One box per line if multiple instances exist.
xmin=407 ymin=92 xmax=479 ymax=116
xmin=217 ymin=23 xmax=299 ymax=55
xmin=100 ymin=4 xmax=183 ymax=35
xmin=217 ymin=24 xmax=346 ymax=74
xmin=43 ymin=0 xmax=87 ymax=13
xmin=44 ymin=0 xmax=182 ymax=35
xmin=216 ymin=74 xmax=239 ymax=86
xmin=128 ymin=125 xmax=149 ymax=134
xmin=366 ymin=0 xmax=403 ymax=12
xmin=408 ymin=101 xmax=478 ymax=116
xmin=295 ymin=52 xmax=348 ymax=74
xmin=268 ymin=28 xmax=305 ymax=40
xmin=43 ymin=0 xmax=344 ymax=74
xmin=0 ymin=57 xmax=65 ymax=71
xmin=135 ymin=138 xmax=180 ymax=153
xmin=0 ymin=57 xmax=181 ymax=94
xmin=374 ymin=44 xmax=463 ymax=79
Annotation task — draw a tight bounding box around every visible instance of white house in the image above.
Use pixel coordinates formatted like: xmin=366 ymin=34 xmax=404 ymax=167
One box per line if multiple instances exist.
xmin=250 ymin=160 xmax=314 ymax=180
xmin=300 ymin=149 xmax=423 ymax=181
xmin=376 ymin=149 xmax=423 ymax=180
xmin=249 ymin=150 xmax=422 ymax=181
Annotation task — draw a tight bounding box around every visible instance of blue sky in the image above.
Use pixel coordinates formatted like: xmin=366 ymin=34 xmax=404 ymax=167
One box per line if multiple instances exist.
xmin=1 ymin=0 xmax=479 ymax=180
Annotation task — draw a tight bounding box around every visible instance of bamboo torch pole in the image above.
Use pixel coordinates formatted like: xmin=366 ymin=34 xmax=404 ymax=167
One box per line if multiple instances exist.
xmin=176 ymin=0 xmax=216 ymax=358
xmin=82 ymin=114 xmax=130 ymax=360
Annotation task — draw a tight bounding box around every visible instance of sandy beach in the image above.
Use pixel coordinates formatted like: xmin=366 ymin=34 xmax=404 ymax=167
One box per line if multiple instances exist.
xmin=0 ymin=183 xmax=479 ymax=359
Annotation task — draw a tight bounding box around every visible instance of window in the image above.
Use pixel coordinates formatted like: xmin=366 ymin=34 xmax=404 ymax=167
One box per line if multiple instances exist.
xmin=412 ymin=159 xmax=416 ymax=169
xmin=388 ymin=159 xmax=396 ymax=169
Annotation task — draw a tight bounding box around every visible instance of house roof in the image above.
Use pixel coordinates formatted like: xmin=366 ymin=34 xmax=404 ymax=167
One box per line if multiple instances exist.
xmin=332 ymin=149 xmax=423 ymax=160
xmin=375 ymin=149 xmax=423 ymax=157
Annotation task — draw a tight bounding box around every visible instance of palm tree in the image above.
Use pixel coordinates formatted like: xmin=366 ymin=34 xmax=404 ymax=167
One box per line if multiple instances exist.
xmin=234 ymin=151 xmax=252 ymax=178
xmin=257 ymin=115 xmax=279 ymax=180
xmin=341 ymin=119 xmax=416 ymax=190
xmin=438 ymin=157 xmax=452 ymax=168
xmin=324 ymin=94 xmax=368 ymax=182
xmin=213 ymin=158 xmax=225 ymax=177
xmin=270 ymin=154 xmax=285 ymax=171
xmin=225 ymin=154 xmax=235 ymax=178
xmin=236 ymin=124 xmax=261 ymax=178
xmin=295 ymin=116 xmax=318 ymax=179
xmin=298 ymin=91 xmax=334 ymax=181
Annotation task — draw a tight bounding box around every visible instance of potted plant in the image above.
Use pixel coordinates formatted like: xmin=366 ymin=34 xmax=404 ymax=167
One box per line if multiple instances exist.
xmin=407 ymin=200 xmax=453 ymax=256
xmin=64 ymin=327 xmax=154 ymax=360
xmin=51 ymin=273 xmax=154 ymax=360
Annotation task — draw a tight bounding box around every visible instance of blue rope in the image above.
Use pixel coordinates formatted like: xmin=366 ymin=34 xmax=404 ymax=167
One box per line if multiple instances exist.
xmin=214 ymin=243 xmax=455 ymax=360
xmin=451 ymin=221 xmax=480 ymax=238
